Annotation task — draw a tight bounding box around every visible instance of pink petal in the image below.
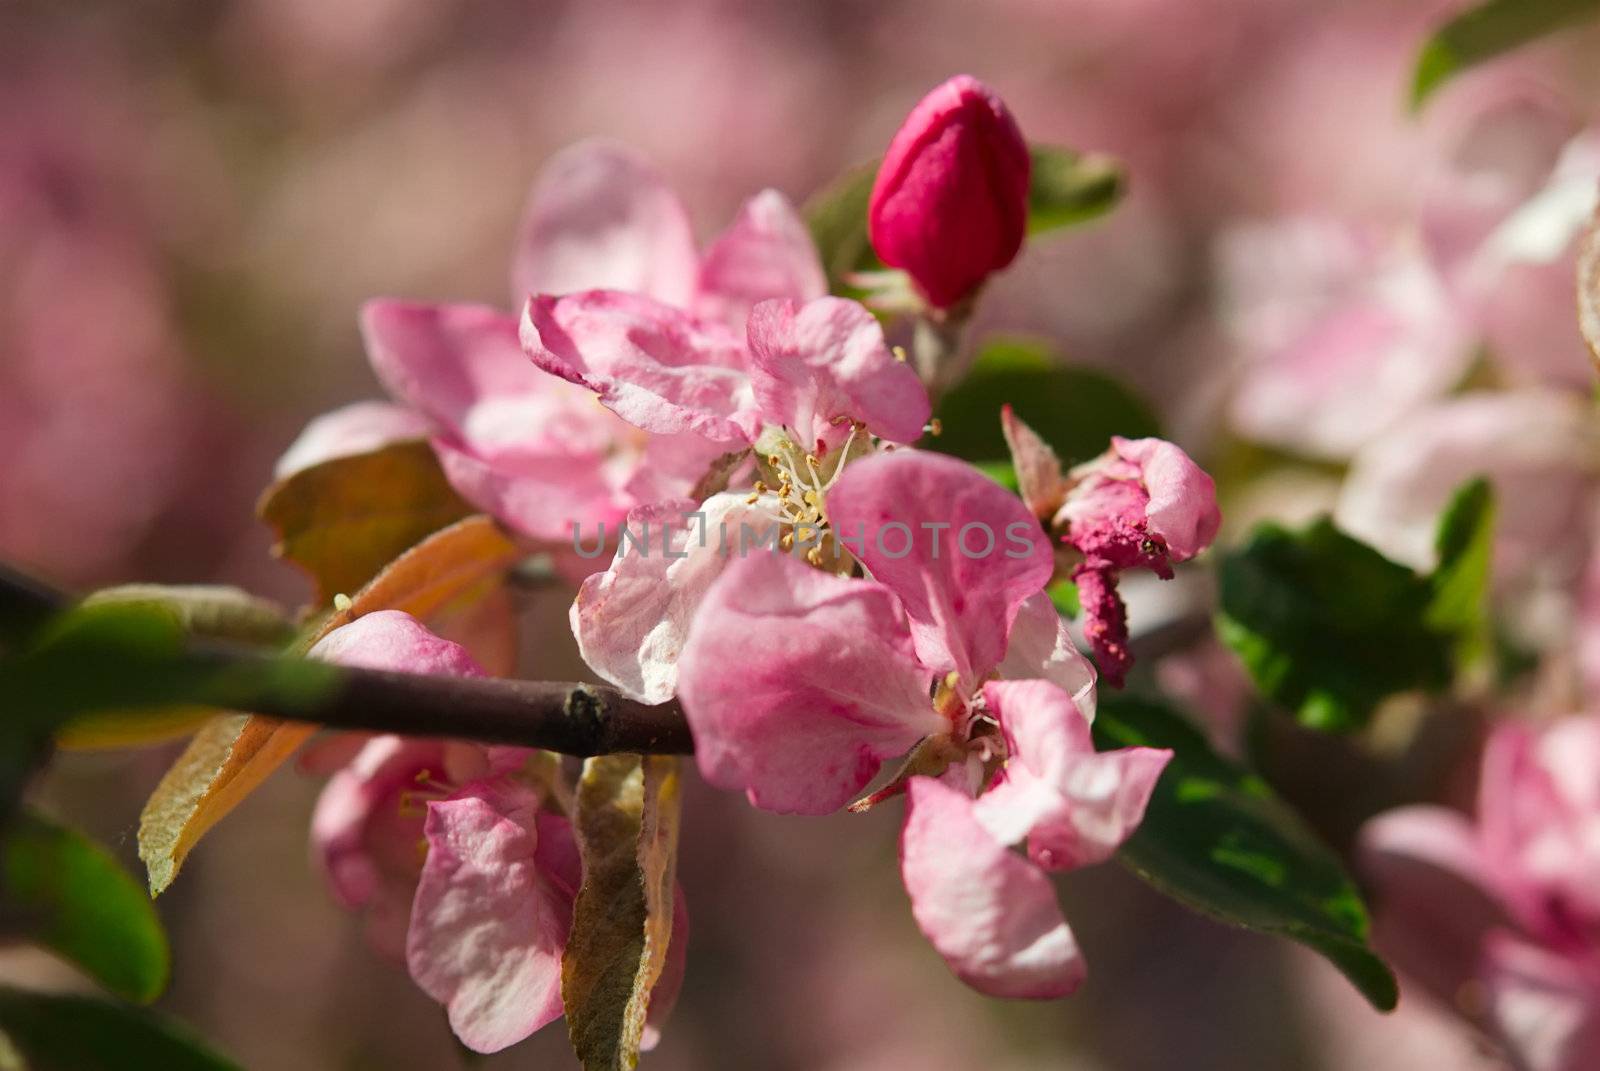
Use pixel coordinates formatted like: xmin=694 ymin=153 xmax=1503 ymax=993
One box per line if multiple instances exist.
xmin=1481 ymin=933 xmax=1600 ymax=1071
xmin=273 ymin=401 xmax=433 ymax=479
xmin=571 ymin=493 xmax=762 ymax=703
xmin=745 ymin=297 xmax=930 ymax=450
xmin=309 ymin=734 xmax=445 ymax=958
xmin=509 ymin=141 xmax=699 ymax=309
xmin=1000 ymin=405 xmax=1067 ymax=521
xmin=975 ymin=679 xmax=1169 ymax=870
xmin=900 ymin=775 xmax=1085 ymax=998
xmin=308 ymin=610 xmax=488 ymax=678
xmin=408 ymin=783 xmax=574 ymax=1054
xmin=1109 ymin=437 xmax=1220 ymax=562
xmin=828 ymin=450 xmax=1053 ymax=688
xmin=432 ymin=437 xmax=630 ymax=544
xmin=677 ymin=551 xmax=941 ymax=815
xmin=522 ymin=290 xmax=756 ymax=443
xmin=694 ymin=189 xmax=827 ymax=331
xmin=995 ymin=592 xmax=1097 ymax=721
xmin=1358 ymin=805 xmax=1508 ymax=1012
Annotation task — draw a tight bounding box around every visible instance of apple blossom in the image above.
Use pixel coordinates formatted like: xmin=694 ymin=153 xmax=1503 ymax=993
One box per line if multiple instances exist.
xmin=275 ymin=140 xmax=827 ymax=550
xmin=1361 ymin=715 xmax=1600 ymax=1071
xmin=540 ymin=294 xmax=930 ymax=703
xmin=676 ymin=450 xmax=1171 ymax=996
xmin=1003 ymin=408 xmax=1220 ymax=685
xmin=868 ymin=74 xmax=1031 ymax=309
xmin=303 ymin=610 xmax=686 ymax=1054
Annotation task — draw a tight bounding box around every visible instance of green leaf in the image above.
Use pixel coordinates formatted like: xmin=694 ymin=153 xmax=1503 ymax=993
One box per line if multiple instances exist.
xmin=1094 ymin=695 xmax=1397 ymax=1011
xmin=932 ymin=338 xmax=1159 ymax=465
xmin=1026 ymin=146 xmax=1124 ymax=235
xmin=1047 ymin=578 xmax=1081 ymax=618
xmin=1426 ymin=478 xmax=1496 ymax=666
xmin=0 ymin=988 xmax=240 ymax=1070
xmin=1217 ymin=519 xmax=1451 ymax=732
xmin=1412 ymin=0 xmax=1600 ymax=107
xmin=258 ymin=440 xmax=475 ymax=606
xmin=1 ymin=812 xmax=168 ymax=1003
xmin=803 ymin=163 xmax=882 ymax=294
xmin=562 ymin=755 xmax=682 ymax=1071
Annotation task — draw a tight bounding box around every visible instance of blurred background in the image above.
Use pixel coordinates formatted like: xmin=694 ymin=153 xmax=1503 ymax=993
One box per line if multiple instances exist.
xmin=5 ymin=0 xmax=1599 ymax=1067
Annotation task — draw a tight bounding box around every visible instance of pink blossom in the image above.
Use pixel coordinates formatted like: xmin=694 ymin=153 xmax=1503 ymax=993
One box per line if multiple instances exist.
xmin=1335 ymin=390 xmax=1595 ymax=579
xmin=305 ymin=610 xmax=687 ymax=1054
xmin=1216 ymin=217 xmax=1473 ymax=460
xmin=549 ymin=295 xmax=930 ymax=703
xmin=277 ymin=139 xmax=824 ymax=548
xmin=868 ymin=75 xmax=1031 ymax=309
xmin=1360 ymin=715 xmax=1600 ymax=1071
xmin=676 ymin=450 xmax=1169 ymax=996
xmin=1003 ymin=411 xmax=1220 ymax=686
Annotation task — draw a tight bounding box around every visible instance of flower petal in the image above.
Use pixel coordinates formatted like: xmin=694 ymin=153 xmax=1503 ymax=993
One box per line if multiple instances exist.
xmin=571 ymin=493 xmax=760 ymax=703
xmin=1481 ymin=932 xmax=1600 ymax=1071
xmin=900 ymin=774 xmax=1084 ymax=998
xmin=677 ymin=550 xmax=940 ymax=815
xmin=975 ymin=679 xmax=1169 ymax=870
xmin=273 ymin=401 xmax=433 ymax=479
xmin=522 ymin=290 xmax=756 ymax=443
xmin=745 ymin=297 xmax=930 ymax=450
xmin=694 ymin=189 xmax=826 ymax=331
xmin=408 ymin=783 xmax=574 ymax=1053
xmin=1109 ymin=437 xmax=1220 ymax=562
xmin=828 ymin=450 xmax=1052 ymax=687
xmin=1358 ymin=805 xmax=1508 ymax=1012
xmin=995 ymin=592 xmax=1097 ymax=721
xmin=510 ymin=141 xmax=699 ymax=308
xmin=1000 ymin=405 xmax=1067 ymax=521
xmin=362 ymin=301 xmax=540 ymax=432
xmin=308 ymin=610 xmax=488 ymax=678
xmin=641 ymin=890 xmax=690 ymax=1052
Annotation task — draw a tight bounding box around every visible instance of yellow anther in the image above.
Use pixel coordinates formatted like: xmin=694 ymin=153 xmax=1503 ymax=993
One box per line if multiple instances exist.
xmin=780 ymin=532 xmax=795 ymax=549
xmin=745 ymin=492 xmax=760 ymax=504
xmin=806 ymin=546 xmax=824 ymax=566
xmin=928 ymin=418 xmax=943 ymax=436
xmin=333 ymin=593 xmax=353 ymax=612
xmin=892 ymin=345 xmax=909 ymax=363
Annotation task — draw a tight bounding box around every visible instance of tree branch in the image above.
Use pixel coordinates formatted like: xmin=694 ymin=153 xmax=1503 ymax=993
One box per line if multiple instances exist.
xmin=1 ymin=562 xmax=694 ymax=756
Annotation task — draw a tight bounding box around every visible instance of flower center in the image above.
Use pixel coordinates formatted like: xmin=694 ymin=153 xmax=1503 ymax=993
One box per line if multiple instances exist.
xmin=746 ymin=421 xmax=865 ymax=568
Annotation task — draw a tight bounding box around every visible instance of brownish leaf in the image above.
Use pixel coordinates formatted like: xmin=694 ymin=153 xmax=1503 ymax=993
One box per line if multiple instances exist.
xmin=258 ymin=440 xmax=475 ymax=607
xmin=562 ymin=755 xmax=682 ymax=1071
xmin=139 ymin=516 xmax=522 ymax=895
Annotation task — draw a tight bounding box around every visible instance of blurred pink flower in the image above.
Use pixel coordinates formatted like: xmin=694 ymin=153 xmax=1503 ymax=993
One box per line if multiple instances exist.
xmin=677 ymin=450 xmax=1169 ymax=998
xmin=1335 ymin=390 xmax=1595 ymax=579
xmin=868 ymin=74 xmax=1031 ymax=308
xmin=1361 ymin=715 xmax=1600 ymax=1071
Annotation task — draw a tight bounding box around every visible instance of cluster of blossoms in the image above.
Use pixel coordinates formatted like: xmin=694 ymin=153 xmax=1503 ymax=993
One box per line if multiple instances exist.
xmin=278 ymin=74 xmax=1221 ymax=1052
xmin=1362 ymin=716 xmax=1600 ymax=1071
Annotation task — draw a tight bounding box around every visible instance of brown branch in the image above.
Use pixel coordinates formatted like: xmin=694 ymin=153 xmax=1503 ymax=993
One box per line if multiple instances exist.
xmin=201 ymin=643 xmax=695 ymax=756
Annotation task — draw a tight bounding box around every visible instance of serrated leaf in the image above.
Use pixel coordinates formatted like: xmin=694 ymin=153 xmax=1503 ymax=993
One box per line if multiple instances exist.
xmin=58 ymin=587 xmax=294 ymax=750
xmin=1217 ymin=519 xmax=1452 ymax=732
xmin=1025 ymin=146 xmax=1124 ymax=235
xmin=1426 ymin=478 xmax=1496 ymax=667
xmin=139 ymin=515 xmax=521 ymax=895
xmin=258 ymin=440 xmax=475 ymax=607
xmin=932 ymin=338 xmax=1159 ymax=465
xmin=1094 ymin=695 xmax=1397 ymax=1011
xmin=562 ymin=755 xmax=681 ymax=1071
xmin=0 ymin=988 xmax=240 ymax=1070
xmin=0 ymin=811 xmax=168 ymax=1003
xmin=1411 ymin=0 xmax=1600 ymax=107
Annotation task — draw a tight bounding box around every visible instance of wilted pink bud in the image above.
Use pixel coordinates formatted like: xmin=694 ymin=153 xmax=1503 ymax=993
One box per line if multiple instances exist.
xmin=868 ymin=75 xmax=1031 ymax=308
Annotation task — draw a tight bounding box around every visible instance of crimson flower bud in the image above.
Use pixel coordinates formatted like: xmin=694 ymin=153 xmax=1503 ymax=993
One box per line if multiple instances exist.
xmin=867 ymin=75 xmax=1031 ymax=309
